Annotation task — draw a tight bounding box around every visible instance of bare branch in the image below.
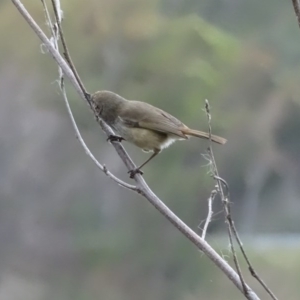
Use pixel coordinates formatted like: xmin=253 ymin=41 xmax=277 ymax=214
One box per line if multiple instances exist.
xmin=205 ymin=100 xmax=278 ymax=300
xmin=53 ymin=0 xmax=63 ymax=22
xmin=201 ymin=188 xmax=217 ymax=239
xmin=60 ymin=81 xmax=137 ymax=191
xmin=41 ymin=0 xmax=63 ymax=81
xmin=231 ymin=223 xmax=279 ymax=300
xmin=41 ymin=0 xmax=55 ymax=38
xmin=43 ymin=0 xmax=137 ymax=191
xmin=11 ymin=1 xmax=261 ymax=299
xmin=205 ymin=100 xmax=248 ymax=295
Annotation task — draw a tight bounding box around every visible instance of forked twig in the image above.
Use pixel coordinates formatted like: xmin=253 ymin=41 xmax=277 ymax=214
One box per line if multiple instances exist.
xmin=231 ymin=224 xmax=278 ymax=300
xmin=205 ymin=100 xmax=278 ymax=300
xmin=60 ymin=80 xmax=137 ymax=191
xmin=42 ymin=0 xmax=137 ymax=191
xmin=50 ymin=0 xmax=90 ymax=100
xmin=204 ymin=100 xmax=248 ymax=296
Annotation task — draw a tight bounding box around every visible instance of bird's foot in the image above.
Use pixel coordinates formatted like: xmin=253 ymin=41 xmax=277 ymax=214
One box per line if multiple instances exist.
xmin=107 ymin=135 xmax=124 ymax=143
xmin=128 ymin=168 xmax=143 ymax=178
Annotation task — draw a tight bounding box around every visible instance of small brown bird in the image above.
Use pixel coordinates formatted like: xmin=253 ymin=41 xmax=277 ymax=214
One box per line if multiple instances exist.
xmin=91 ymin=91 xmax=226 ymax=178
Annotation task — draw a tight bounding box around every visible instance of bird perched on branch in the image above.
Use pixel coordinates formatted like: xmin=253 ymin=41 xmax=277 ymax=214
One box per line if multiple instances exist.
xmin=91 ymin=91 xmax=226 ymax=178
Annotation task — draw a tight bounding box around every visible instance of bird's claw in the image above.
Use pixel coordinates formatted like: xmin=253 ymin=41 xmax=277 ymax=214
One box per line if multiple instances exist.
xmin=128 ymin=168 xmax=143 ymax=178
xmin=107 ymin=135 xmax=124 ymax=143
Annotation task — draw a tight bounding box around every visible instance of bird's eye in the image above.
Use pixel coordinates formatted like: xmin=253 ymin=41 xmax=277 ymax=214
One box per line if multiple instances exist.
xmin=95 ymin=105 xmax=101 ymax=112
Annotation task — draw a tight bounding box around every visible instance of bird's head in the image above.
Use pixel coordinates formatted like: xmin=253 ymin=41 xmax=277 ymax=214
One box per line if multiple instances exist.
xmin=91 ymin=90 xmax=125 ymax=122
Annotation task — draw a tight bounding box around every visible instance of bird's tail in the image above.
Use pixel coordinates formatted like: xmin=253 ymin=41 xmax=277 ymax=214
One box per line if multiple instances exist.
xmin=182 ymin=128 xmax=227 ymax=145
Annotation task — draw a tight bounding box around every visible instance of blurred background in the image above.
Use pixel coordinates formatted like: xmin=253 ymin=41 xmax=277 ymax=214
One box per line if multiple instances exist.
xmin=1 ymin=0 xmax=300 ymax=299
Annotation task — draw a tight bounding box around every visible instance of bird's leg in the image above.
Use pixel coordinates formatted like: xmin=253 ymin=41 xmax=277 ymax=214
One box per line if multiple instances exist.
xmin=107 ymin=135 xmax=125 ymax=143
xmin=128 ymin=168 xmax=144 ymax=178
xmin=128 ymin=150 xmax=160 ymax=178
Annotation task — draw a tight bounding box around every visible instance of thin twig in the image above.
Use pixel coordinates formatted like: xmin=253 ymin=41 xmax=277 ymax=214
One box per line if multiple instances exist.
xmin=43 ymin=0 xmax=137 ymax=191
xmin=201 ymin=188 xmax=217 ymax=239
xmin=231 ymin=224 xmax=279 ymax=300
xmin=60 ymin=80 xmax=137 ymax=191
xmin=41 ymin=0 xmax=63 ymax=79
xmin=51 ymin=0 xmax=90 ymax=100
xmin=11 ymin=1 xmax=261 ymax=299
xmin=41 ymin=0 xmax=55 ymax=38
xmin=205 ymin=100 xmax=278 ymax=300
xmin=205 ymin=100 xmax=249 ymax=296
xmin=217 ymin=174 xmax=279 ymax=300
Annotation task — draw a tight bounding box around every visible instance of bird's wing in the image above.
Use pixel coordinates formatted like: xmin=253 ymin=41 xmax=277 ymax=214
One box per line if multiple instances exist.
xmin=118 ymin=100 xmax=188 ymax=139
